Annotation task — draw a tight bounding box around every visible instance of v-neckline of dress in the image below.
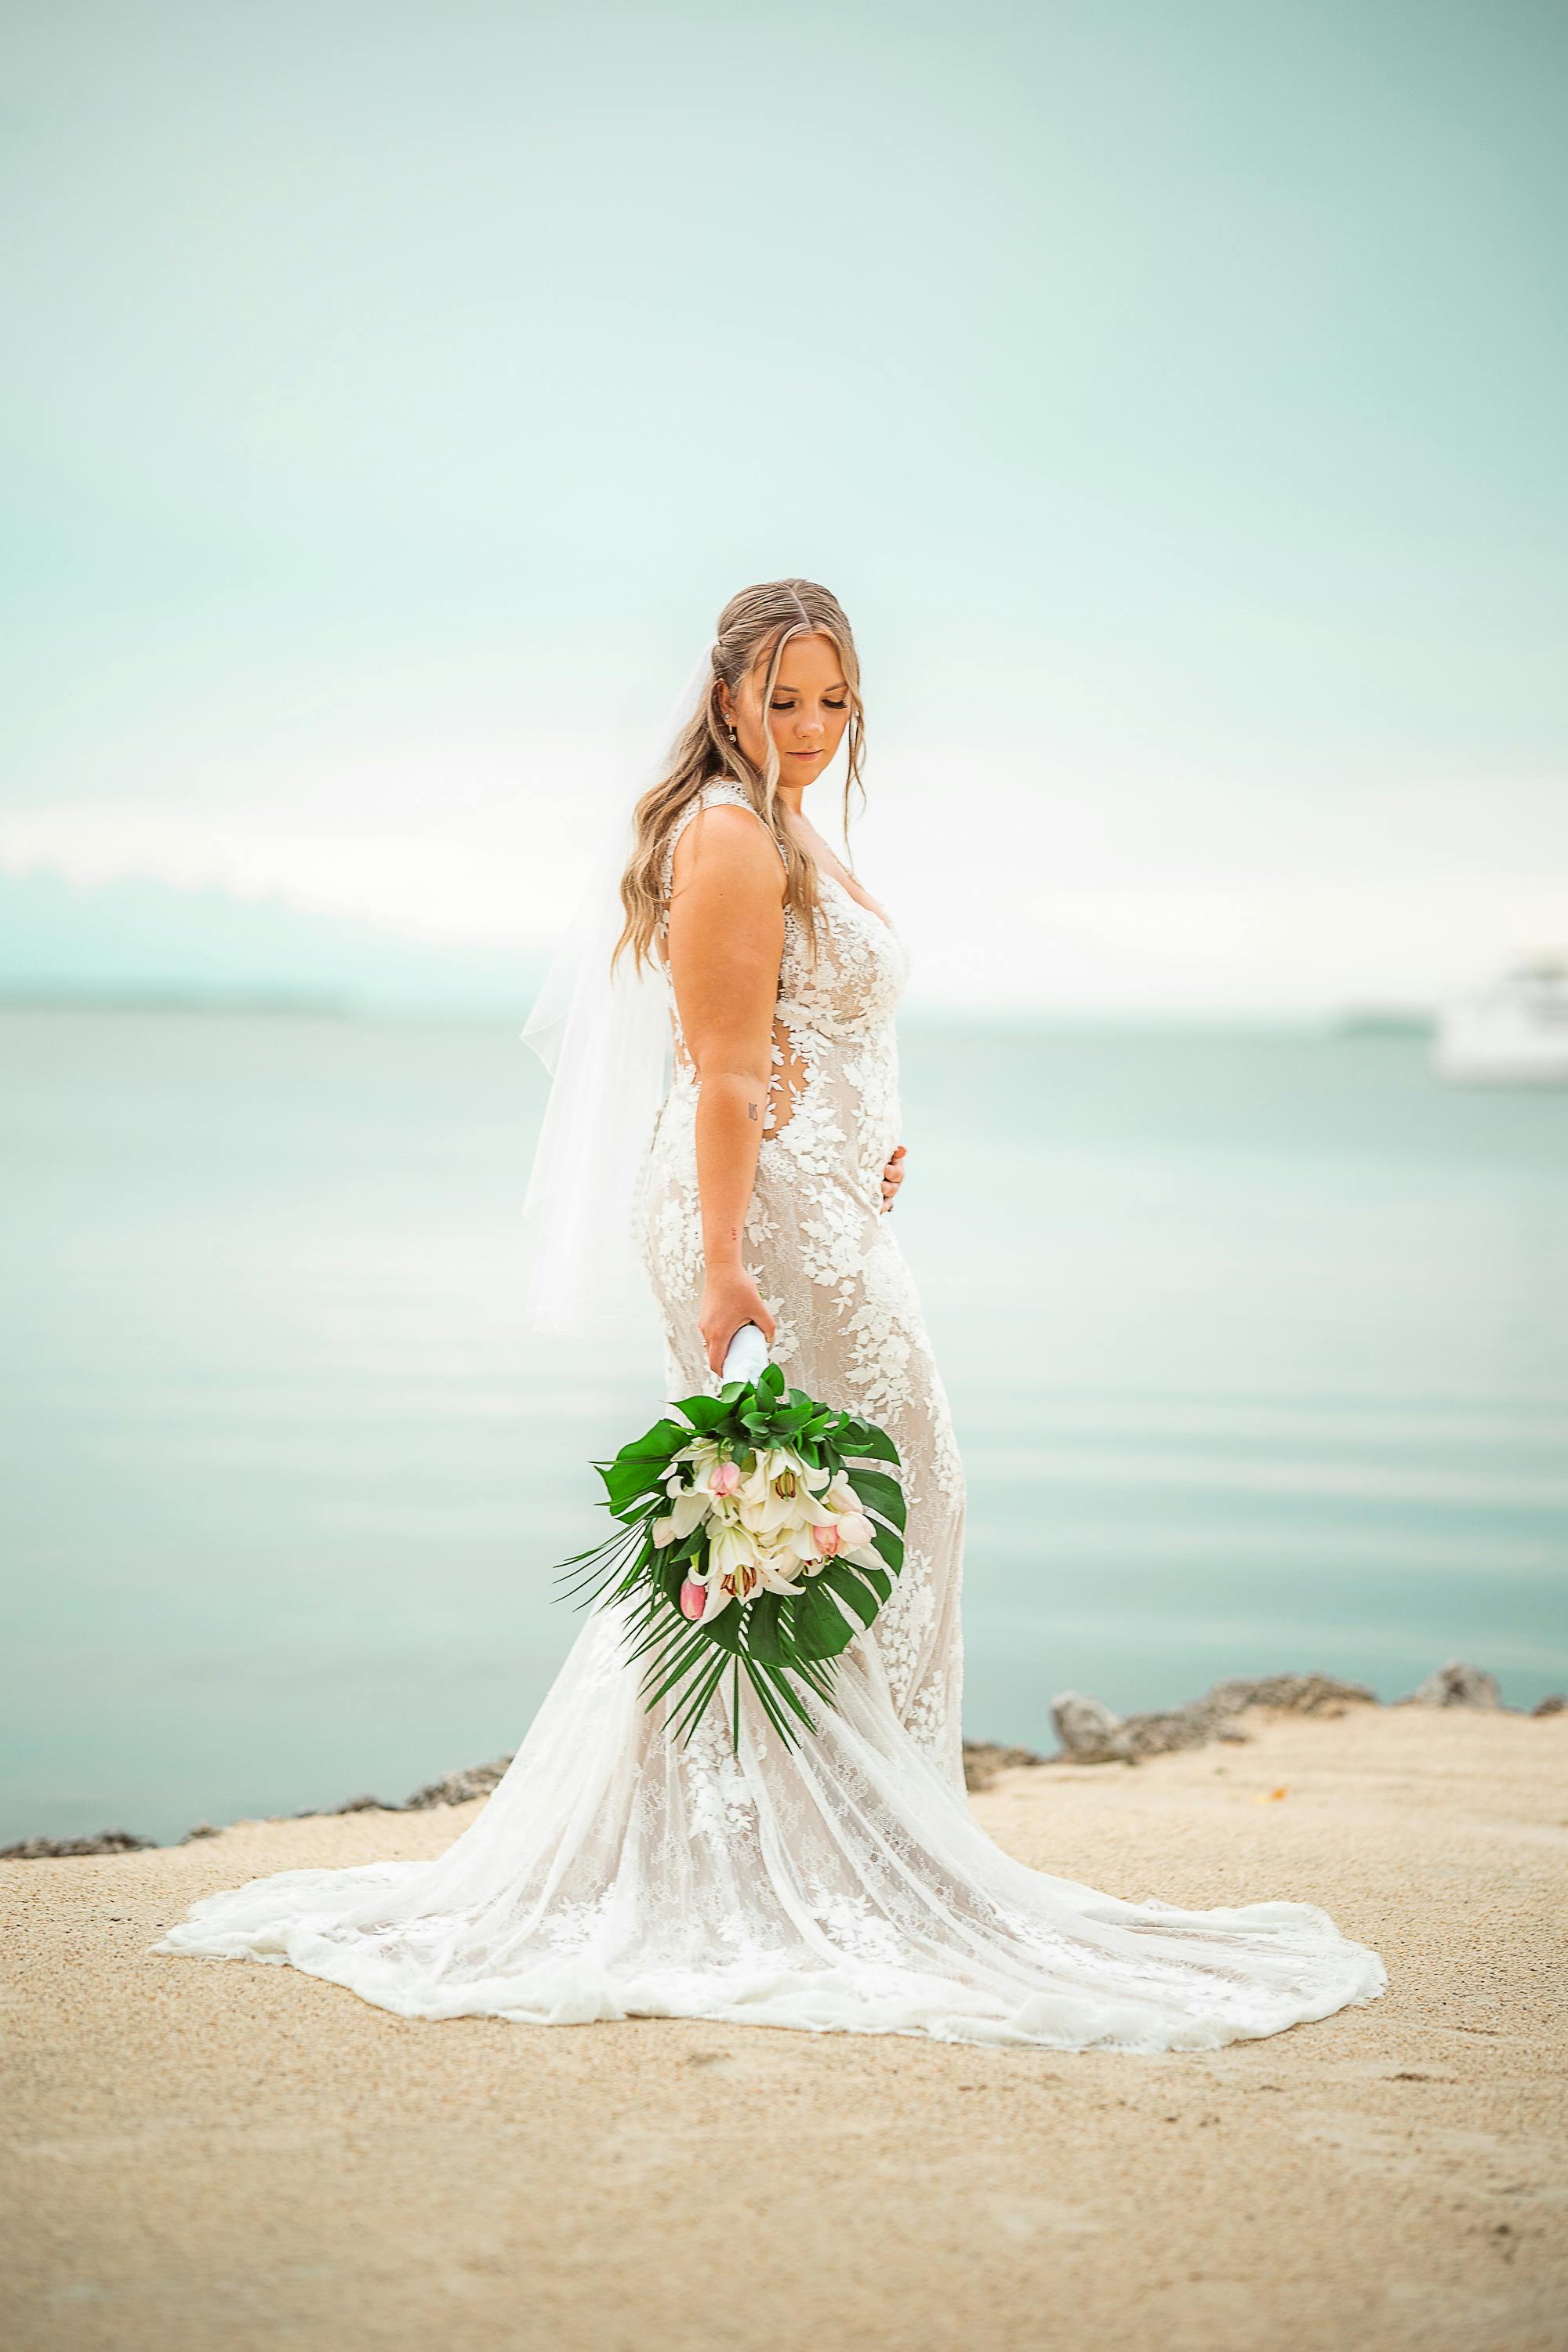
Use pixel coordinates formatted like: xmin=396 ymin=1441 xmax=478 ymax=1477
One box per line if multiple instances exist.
xmin=821 ymin=869 xmax=896 ymax=938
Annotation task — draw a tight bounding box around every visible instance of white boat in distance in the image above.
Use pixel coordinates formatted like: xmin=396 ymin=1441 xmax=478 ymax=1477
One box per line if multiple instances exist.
xmin=1433 ymin=956 xmax=1568 ymax=1085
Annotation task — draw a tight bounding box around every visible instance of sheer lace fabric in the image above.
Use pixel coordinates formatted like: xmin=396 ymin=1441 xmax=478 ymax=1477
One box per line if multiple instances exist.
xmin=151 ymin=781 xmax=1388 ymax=2049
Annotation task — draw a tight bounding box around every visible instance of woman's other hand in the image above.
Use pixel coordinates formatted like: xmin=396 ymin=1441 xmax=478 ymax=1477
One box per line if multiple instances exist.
xmin=881 ymin=1142 xmax=906 ymax=1214
xmin=699 ymin=1269 xmax=776 ymax=1377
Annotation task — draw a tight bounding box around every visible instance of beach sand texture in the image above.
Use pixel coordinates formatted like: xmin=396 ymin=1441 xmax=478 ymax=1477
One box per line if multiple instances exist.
xmin=3 ymin=1703 xmax=1563 ymax=2352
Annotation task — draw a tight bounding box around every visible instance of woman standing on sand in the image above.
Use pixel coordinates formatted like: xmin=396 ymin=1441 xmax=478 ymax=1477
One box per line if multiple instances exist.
xmin=153 ymin=578 xmax=1388 ymax=2048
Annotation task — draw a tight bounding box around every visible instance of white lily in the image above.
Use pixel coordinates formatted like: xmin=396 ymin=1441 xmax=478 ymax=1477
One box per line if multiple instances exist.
xmin=734 ymin=1448 xmax=822 ymax=1538
xmin=693 ymin=1518 xmax=767 ymax=1624
xmin=709 ymin=1517 xmax=759 ymax=1582
xmin=695 ymin=1579 xmax=732 ymax=1625
xmin=751 ymin=1540 xmax=811 ymax=1595
xmin=765 ymin=1488 xmax=882 ymax=1572
xmin=662 ymin=1486 xmax=713 ymax=1541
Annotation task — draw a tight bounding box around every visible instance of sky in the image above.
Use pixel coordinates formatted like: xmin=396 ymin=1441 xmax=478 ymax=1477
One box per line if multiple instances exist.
xmin=2 ymin=0 xmax=1565 ymax=1014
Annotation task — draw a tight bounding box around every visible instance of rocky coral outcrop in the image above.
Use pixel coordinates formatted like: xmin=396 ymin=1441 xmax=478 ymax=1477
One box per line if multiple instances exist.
xmin=285 ymin=1791 xmax=404 ymax=1818
xmin=1399 ymin=1660 xmax=1503 ymax=1709
xmin=0 ymin=1828 xmax=158 ymax=1860
xmin=1049 ymin=1672 xmax=1379 ymax=1766
xmin=961 ymin=1740 xmax=1044 ymax=1791
xmin=1048 ymin=1693 xmax=1132 ymax=1762
xmin=278 ymin=1753 xmax=519 ymax=1820
xmin=401 ymin=1755 xmax=517 ymax=1809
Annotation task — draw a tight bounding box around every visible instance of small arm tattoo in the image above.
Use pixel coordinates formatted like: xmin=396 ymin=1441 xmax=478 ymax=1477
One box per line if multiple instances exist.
xmin=747 ymin=1100 xmax=758 ymax=1120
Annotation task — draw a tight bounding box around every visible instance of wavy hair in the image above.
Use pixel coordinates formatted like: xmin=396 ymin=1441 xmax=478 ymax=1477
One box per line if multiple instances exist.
xmin=613 ymin=578 xmax=866 ymax=977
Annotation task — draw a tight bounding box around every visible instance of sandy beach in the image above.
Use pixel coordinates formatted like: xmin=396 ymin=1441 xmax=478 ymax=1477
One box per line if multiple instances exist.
xmin=3 ymin=1700 xmax=1563 ymax=2352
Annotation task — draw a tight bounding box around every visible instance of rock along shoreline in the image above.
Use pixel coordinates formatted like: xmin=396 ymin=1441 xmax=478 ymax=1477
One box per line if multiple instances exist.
xmin=5 ymin=1657 xmax=1563 ymax=1860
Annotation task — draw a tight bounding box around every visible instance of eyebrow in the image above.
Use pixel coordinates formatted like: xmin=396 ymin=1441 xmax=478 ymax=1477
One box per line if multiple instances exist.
xmin=771 ymin=681 xmax=848 ymax=694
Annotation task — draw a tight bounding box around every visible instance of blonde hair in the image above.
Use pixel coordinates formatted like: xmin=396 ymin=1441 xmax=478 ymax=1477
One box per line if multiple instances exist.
xmin=613 ymin=578 xmax=866 ymax=976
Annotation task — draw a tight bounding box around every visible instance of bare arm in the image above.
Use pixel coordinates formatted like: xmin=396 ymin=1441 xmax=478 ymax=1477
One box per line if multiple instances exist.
xmin=665 ymin=804 xmax=786 ymax=1374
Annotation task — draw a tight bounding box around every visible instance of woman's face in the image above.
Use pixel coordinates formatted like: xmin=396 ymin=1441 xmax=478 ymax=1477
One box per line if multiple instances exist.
xmin=720 ymin=632 xmax=852 ymax=787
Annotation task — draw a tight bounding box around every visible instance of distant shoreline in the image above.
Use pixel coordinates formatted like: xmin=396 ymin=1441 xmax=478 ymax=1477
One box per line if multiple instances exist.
xmin=0 ymin=986 xmax=359 ymax=1018
xmin=0 ymin=988 xmax=1438 ymax=1034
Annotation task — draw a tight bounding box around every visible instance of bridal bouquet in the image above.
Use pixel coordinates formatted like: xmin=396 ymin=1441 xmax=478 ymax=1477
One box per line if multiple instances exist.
xmin=554 ymin=1356 xmax=905 ymax=1750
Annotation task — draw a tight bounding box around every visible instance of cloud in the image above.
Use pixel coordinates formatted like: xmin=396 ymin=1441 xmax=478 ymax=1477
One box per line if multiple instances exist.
xmin=0 ymin=723 xmax=635 ymax=949
xmin=0 ymin=799 xmax=545 ymax=946
xmin=5 ymin=779 xmax=1563 ymax=1015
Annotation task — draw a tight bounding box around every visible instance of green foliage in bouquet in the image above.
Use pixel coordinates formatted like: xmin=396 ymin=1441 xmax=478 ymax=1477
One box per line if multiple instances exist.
xmin=554 ymin=1362 xmax=905 ymax=1751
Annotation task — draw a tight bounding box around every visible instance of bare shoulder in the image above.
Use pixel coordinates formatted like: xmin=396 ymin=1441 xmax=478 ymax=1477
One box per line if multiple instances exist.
xmin=670 ymin=799 xmax=785 ymax=896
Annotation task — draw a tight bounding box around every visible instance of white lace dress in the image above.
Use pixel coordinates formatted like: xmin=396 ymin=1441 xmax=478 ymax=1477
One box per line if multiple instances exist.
xmin=151 ymin=780 xmax=1388 ymax=2049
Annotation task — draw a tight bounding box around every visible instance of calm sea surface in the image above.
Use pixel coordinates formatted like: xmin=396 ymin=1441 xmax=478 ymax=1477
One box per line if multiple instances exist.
xmin=2 ymin=1004 xmax=1565 ymax=1845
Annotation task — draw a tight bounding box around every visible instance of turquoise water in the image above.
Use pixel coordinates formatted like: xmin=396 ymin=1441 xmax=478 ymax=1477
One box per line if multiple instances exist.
xmin=2 ymin=1005 xmax=1564 ymax=1846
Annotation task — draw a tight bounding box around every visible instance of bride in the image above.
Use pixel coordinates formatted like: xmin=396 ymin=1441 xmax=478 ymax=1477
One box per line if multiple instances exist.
xmin=152 ymin=577 xmax=1388 ymax=2049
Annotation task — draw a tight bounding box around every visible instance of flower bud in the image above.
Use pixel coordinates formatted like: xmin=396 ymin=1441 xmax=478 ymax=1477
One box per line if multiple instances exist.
xmin=812 ymin=1521 xmax=842 ymax=1559
xmin=679 ymin=1580 xmax=706 ymax=1621
xmin=652 ymin=1516 xmax=676 ymax=1549
xmin=710 ymin=1459 xmax=741 ymax=1497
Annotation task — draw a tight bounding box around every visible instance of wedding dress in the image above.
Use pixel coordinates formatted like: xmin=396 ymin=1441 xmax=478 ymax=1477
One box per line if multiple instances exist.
xmin=152 ymin=780 xmax=1388 ymax=2049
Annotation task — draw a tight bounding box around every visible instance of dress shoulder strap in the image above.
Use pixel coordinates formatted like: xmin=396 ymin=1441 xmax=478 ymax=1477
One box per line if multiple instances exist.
xmin=696 ymin=778 xmax=759 ymax=820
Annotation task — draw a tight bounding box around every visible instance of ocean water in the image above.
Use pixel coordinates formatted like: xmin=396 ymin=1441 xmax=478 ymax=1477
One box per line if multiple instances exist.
xmin=2 ymin=1004 xmax=1564 ymax=1846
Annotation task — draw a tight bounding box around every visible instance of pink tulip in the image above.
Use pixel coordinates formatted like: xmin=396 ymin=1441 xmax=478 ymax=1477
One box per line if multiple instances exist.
xmin=710 ymin=1460 xmax=740 ymax=1497
xmin=679 ymin=1580 xmax=706 ymax=1621
xmin=812 ymin=1522 xmax=842 ymax=1559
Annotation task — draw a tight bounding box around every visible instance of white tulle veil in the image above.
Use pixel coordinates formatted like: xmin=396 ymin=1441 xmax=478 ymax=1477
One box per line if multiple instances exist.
xmin=518 ymin=644 xmax=717 ymax=1337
